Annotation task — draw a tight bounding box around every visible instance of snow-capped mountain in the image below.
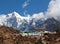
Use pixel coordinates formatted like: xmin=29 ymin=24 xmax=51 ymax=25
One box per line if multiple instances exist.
xmin=34 ymin=18 xmax=60 ymax=31
xmin=0 ymin=12 xmax=60 ymax=32
xmin=0 ymin=12 xmax=46 ymax=32
xmin=44 ymin=18 xmax=60 ymax=31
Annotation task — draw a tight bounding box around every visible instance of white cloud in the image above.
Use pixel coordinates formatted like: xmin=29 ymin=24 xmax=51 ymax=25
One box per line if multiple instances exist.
xmin=32 ymin=12 xmax=45 ymax=19
xmin=31 ymin=0 xmax=60 ymax=21
xmin=32 ymin=12 xmax=46 ymax=21
xmin=22 ymin=0 xmax=31 ymax=8
xmin=45 ymin=0 xmax=60 ymax=20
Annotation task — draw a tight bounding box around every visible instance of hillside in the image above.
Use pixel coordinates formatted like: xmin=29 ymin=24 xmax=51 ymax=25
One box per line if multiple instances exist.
xmin=0 ymin=26 xmax=38 ymax=44
xmin=0 ymin=26 xmax=20 ymax=44
xmin=0 ymin=26 xmax=60 ymax=44
xmin=35 ymin=29 xmax=60 ymax=44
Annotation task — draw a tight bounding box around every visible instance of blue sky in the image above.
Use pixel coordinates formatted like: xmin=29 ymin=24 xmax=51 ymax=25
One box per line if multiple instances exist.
xmin=0 ymin=0 xmax=50 ymax=16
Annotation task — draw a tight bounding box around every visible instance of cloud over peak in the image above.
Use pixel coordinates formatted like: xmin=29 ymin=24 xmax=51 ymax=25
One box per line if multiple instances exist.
xmin=45 ymin=0 xmax=60 ymax=20
xmin=31 ymin=0 xmax=60 ymax=21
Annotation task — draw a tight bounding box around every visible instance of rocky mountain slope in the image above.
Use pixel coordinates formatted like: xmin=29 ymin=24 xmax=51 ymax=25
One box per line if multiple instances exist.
xmin=35 ymin=29 xmax=60 ymax=44
xmin=0 ymin=26 xmax=60 ymax=44
xmin=34 ymin=18 xmax=60 ymax=31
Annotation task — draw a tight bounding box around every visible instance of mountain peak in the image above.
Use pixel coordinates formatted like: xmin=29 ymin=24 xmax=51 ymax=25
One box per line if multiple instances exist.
xmin=12 ymin=11 xmax=21 ymax=18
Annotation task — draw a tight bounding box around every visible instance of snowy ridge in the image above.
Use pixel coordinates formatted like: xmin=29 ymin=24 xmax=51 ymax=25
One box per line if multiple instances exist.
xmin=0 ymin=12 xmax=47 ymax=32
xmin=0 ymin=12 xmax=59 ymax=32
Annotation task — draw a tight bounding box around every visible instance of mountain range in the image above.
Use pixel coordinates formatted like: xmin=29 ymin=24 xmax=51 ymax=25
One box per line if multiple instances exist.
xmin=0 ymin=12 xmax=60 ymax=32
